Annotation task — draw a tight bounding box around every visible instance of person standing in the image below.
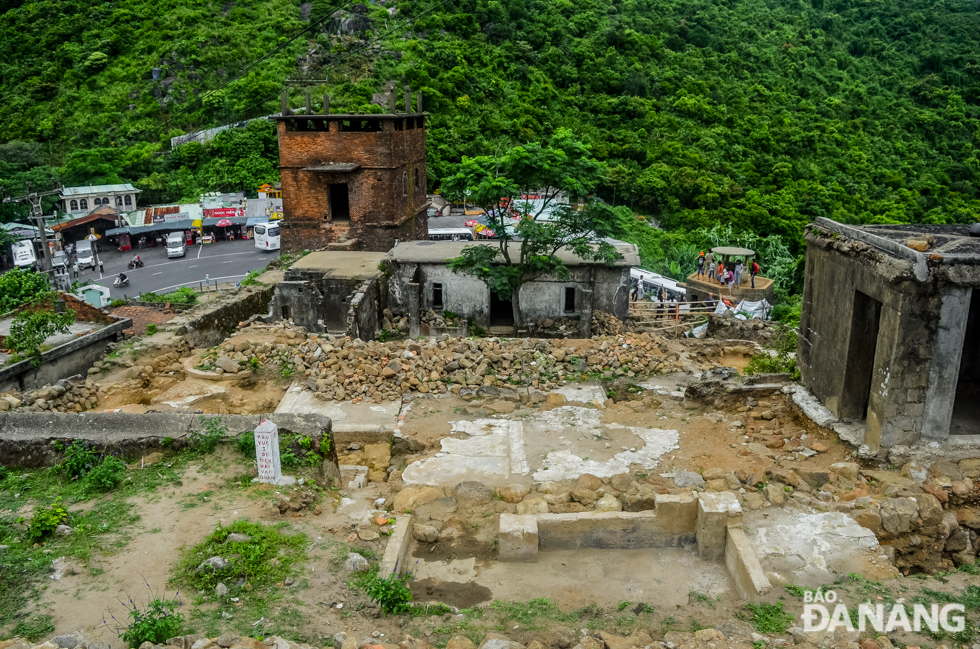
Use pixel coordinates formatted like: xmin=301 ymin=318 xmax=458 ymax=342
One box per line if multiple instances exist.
xmin=717 ymin=262 xmax=725 ymax=285
xmin=72 ymin=260 xmax=79 ymax=278
xmin=705 ymin=251 xmax=715 ymax=280
xmin=631 ymin=282 xmax=638 ymax=303
xmin=734 ymin=259 xmax=744 ymax=288
xmin=726 ymin=268 xmax=735 ymax=295
xmin=98 ymin=258 xmax=104 ymax=275
xmin=696 ymin=252 xmax=706 ymax=277
xmin=751 ymin=259 xmax=760 ymax=288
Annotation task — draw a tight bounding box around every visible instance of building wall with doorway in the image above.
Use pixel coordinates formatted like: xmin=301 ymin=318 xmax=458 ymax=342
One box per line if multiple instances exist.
xmin=385 ymin=240 xmax=637 ymax=333
xmin=275 ymin=93 xmax=429 ymax=253
xmin=798 ymin=218 xmax=980 ymax=453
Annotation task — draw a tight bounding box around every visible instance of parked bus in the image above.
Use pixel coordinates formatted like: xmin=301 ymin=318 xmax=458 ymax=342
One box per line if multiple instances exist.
xmin=630 ymin=268 xmax=686 ymax=300
xmin=254 ymin=222 xmax=281 ymax=251
xmin=11 ymin=240 xmax=36 ymax=268
xmin=427 ymin=228 xmax=474 ymax=241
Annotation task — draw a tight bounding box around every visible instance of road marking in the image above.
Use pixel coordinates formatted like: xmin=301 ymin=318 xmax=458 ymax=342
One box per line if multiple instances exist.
xmin=153 ymin=272 xmax=163 ymax=275
xmin=150 ymin=274 xmax=252 ymax=294
xmin=223 ymin=260 xmax=234 ymax=263
xmin=188 ymin=265 xmax=197 ymax=268
xmin=197 ymin=244 xmax=203 ymax=259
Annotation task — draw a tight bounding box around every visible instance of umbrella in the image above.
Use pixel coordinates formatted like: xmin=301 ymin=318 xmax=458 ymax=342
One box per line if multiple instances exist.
xmin=215 ymin=219 xmax=233 ymax=227
xmin=465 ymin=219 xmax=479 ymax=227
xmin=85 ymin=234 xmax=101 ymax=240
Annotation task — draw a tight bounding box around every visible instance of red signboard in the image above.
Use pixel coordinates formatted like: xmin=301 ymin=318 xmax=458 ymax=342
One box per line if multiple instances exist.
xmin=204 ymin=207 xmax=243 ymax=218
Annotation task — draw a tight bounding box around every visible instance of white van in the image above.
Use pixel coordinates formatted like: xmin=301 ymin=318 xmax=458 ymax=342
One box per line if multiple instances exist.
xmin=75 ymin=240 xmax=95 ymax=269
xmin=11 ymin=240 xmax=36 ymax=268
xmin=166 ymin=232 xmax=186 ymax=258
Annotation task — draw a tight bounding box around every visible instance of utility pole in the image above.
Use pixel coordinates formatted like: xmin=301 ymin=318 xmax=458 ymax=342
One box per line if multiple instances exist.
xmin=1 ymin=179 xmax=61 ymax=278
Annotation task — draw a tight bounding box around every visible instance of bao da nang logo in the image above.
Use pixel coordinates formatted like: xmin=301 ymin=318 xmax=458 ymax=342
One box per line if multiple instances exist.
xmin=802 ymin=590 xmax=966 ymax=634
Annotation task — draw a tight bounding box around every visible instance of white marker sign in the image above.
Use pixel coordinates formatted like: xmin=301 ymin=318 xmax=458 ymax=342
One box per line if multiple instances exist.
xmin=255 ymin=419 xmax=282 ymax=484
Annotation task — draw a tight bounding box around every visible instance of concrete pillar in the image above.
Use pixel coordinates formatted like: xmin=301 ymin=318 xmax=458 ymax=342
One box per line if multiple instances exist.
xmin=404 ymin=85 xmax=411 ymax=113
xmin=389 ymin=91 xmax=396 ymax=114
xmin=323 ymin=95 xmax=330 ymax=114
xmin=417 ymin=91 xmax=423 ymax=113
xmin=922 ymin=286 xmax=972 ymax=441
xmin=305 ymin=90 xmax=311 ymax=115
xmin=696 ymin=491 xmax=742 ymax=560
xmin=408 ymin=282 xmax=421 ymax=339
xmin=281 ymin=90 xmax=289 ymax=116
xmin=499 ymin=514 xmax=538 ymax=562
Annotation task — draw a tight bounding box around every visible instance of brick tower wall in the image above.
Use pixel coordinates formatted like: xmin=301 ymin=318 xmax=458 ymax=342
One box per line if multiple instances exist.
xmin=277 ymin=117 xmax=429 ymax=253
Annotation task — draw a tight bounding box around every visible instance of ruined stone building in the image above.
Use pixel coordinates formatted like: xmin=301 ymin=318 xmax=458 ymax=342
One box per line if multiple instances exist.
xmin=386 ymin=240 xmax=638 ymax=336
xmin=274 ymin=89 xmax=429 ymax=253
xmin=798 ymin=217 xmax=980 ymax=452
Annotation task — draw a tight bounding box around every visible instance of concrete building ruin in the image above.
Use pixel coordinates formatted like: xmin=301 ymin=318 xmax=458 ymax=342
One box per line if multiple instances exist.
xmin=274 ymin=88 xmax=429 ymax=253
xmin=269 ymin=240 xmax=637 ymax=338
xmin=798 ymin=217 xmax=980 ymax=452
xmin=386 ymin=240 xmax=637 ymax=336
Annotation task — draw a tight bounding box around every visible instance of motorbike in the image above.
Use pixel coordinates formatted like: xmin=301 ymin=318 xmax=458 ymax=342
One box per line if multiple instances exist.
xmin=113 ymin=275 xmax=129 ymax=288
xmin=127 ymin=258 xmax=144 ymax=270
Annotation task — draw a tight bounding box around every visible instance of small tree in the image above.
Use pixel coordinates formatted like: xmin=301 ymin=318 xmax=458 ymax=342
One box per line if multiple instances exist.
xmin=441 ymin=129 xmax=618 ymax=326
xmin=4 ymin=307 xmax=75 ymax=367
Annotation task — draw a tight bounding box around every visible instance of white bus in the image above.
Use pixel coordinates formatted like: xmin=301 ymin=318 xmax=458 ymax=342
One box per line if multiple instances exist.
xmin=254 ymin=222 xmax=280 ymax=251
xmin=428 ymin=227 xmax=474 ymax=241
xmin=11 ymin=240 xmax=37 ymax=268
xmin=631 ymin=268 xmax=686 ymax=300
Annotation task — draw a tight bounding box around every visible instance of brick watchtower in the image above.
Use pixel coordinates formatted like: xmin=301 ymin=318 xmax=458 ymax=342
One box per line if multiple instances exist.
xmin=274 ymin=87 xmax=429 ymax=253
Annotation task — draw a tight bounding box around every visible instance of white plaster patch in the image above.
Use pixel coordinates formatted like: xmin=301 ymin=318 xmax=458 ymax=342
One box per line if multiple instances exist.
xmin=746 ymin=510 xmax=878 ymax=585
xmin=532 ymin=427 xmax=679 ymax=482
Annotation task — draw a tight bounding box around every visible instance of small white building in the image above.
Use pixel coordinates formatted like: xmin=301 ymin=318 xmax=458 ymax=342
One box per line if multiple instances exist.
xmin=60 ymin=184 xmax=141 ymax=215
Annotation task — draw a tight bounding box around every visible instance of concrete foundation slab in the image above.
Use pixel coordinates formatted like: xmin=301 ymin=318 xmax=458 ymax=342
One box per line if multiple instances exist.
xmin=275 ymin=383 xmax=401 ymax=433
xmin=499 ymin=514 xmax=538 ymax=562
xmin=402 ymin=419 xmax=527 ymax=486
xmin=745 ymin=509 xmax=880 ymax=586
xmin=726 ymin=525 xmax=772 ymax=599
xmin=410 ymin=547 xmax=733 ymax=610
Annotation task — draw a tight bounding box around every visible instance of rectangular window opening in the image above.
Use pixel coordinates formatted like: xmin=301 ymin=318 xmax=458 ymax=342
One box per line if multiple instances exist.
xmin=394 ymin=120 xmax=404 ymax=131
xmin=328 ymin=184 xmax=350 ymax=221
xmin=564 ymin=286 xmax=576 ymax=313
xmin=433 ymin=283 xmax=443 ymax=308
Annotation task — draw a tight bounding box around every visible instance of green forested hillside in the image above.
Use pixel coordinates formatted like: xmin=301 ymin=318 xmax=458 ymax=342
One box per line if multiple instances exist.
xmin=2 ymin=0 xmax=979 ymax=271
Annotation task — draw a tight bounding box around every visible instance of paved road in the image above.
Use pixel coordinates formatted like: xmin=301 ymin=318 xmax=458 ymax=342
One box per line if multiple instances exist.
xmin=77 ymin=239 xmax=278 ymax=299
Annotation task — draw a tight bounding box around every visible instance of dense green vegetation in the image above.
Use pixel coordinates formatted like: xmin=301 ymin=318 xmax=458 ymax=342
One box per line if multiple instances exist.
xmin=2 ymin=0 xmax=979 ymax=287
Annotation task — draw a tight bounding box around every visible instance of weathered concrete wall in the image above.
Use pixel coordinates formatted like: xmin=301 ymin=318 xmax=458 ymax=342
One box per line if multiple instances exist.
xmin=0 ymin=412 xmax=340 ymax=480
xmin=380 ymin=514 xmax=413 ymax=577
xmin=388 ymin=263 xmax=631 ymax=329
xmin=178 ymin=284 xmax=277 ymax=348
xmin=536 ymin=508 xmax=696 ymax=550
xmin=346 ymin=276 xmax=384 ymax=340
xmin=798 ymin=232 xmax=940 ymax=450
xmin=271 ymin=281 xmax=323 ymax=331
xmin=0 ymin=317 xmax=131 ymax=392
xmin=726 ymin=525 xmax=772 ymax=598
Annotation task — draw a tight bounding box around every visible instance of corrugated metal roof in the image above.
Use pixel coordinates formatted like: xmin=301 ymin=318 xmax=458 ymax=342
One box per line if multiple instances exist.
xmin=60 ymin=184 xmax=140 ymax=197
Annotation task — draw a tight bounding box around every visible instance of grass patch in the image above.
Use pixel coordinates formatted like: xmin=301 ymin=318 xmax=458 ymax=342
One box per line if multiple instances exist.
xmin=744 ymin=602 xmax=793 ymax=634
xmin=174 ymin=519 xmax=307 ymax=593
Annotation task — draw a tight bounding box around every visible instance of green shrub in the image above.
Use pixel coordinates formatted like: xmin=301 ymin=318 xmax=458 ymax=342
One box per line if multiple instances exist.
xmin=85 ymin=456 xmax=125 ymax=492
xmin=146 ymin=323 xmax=157 ymax=335
xmin=117 ymin=597 xmax=184 ymax=647
xmin=0 ymin=269 xmax=50 ymax=313
xmin=138 ymin=287 xmax=197 ymax=306
xmin=236 ymin=429 xmax=255 ymax=457
xmin=109 ymin=299 xmax=127 ymax=308
xmin=187 ymin=416 xmax=227 ymax=454
xmin=57 ymin=440 xmax=98 ymax=478
xmin=24 ymin=499 xmax=68 ymax=540
xmin=364 ymin=572 xmax=413 ymax=615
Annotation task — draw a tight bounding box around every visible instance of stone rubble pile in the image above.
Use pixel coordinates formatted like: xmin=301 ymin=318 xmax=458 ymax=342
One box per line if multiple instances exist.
xmin=591 ymin=310 xmax=624 ymax=336
xmin=217 ymin=321 xmax=703 ymax=403
xmin=2 ymin=625 xmax=898 ymax=649
xmin=0 ymin=376 xmax=101 ymax=413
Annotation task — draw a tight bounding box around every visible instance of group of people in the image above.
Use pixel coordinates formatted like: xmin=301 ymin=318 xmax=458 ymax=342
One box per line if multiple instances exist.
xmin=695 ymin=251 xmax=760 ymax=293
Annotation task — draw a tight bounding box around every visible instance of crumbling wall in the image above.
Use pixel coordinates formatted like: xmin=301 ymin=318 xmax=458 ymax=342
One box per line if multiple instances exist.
xmin=0 ymin=412 xmax=340 ymax=481
xmin=176 ymin=284 xmax=276 ymax=348
xmin=346 ymin=276 xmax=384 ymax=340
